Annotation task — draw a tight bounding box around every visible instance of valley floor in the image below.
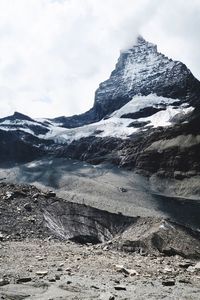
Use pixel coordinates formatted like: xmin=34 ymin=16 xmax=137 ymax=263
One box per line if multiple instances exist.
xmin=0 ymin=158 xmax=200 ymax=229
xmin=1 ymin=239 xmax=200 ymax=300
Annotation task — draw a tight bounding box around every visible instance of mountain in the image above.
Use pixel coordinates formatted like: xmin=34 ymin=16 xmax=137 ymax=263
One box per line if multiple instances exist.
xmin=0 ymin=112 xmax=54 ymax=163
xmin=51 ymin=36 xmax=200 ymax=127
xmin=0 ymin=36 xmax=200 ymax=190
xmin=93 ymin=36 xmax=200 ymax=117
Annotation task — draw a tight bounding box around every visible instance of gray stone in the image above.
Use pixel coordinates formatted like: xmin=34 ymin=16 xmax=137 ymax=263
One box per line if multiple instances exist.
xmin=0 ymin=232 xmax=4 ymax=241
xmin=194 ymin=262 xmax=200 ymax=270
xmin=24 ymin=203 xmax=32 ymax=212
xmin=0 ymin=278 xmax=9 ymax=286
xmin=162 ymin=279 xmax=175 ymax=286
xmin=16 ymin=277 xmax=32 ymax=284
xmin=36 ymin=271 xmax=48 ymax=276
xmin=45 ymin=191 xmax=56 ymax=198
xmin=5 ymin=191 xmax=14 ymax=200
xmin=55 ymin=274 xmax=61 ymax=280
xmin=114 ymin=285 xmax=126 ymax=290
xmin=48 ymin=277 xmax=56 ymax=282
xmin=100 ymin=292 xmax=115 ymax=300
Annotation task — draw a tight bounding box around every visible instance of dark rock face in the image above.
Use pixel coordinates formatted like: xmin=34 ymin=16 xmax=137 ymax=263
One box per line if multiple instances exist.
xmin=0 ymin=129 xmax=53 ymax=163
xmin=51 ymin=108 xmax=98 ymax=129
xmin=0 ymin=130 xmax=43 ymax=163
xmin=56 ymin=136 xmax=121 ymax=165
xmin=128 ymin=108 xmax=200 ymax=177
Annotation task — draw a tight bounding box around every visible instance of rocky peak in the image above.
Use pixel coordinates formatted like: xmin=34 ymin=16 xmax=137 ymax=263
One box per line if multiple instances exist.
xmin=12 ymin=112 xmax=32 ymax=120
xmin=51 ymin=36 xmax=200 ymax=128
xmin=0 ymin=111 xmax=33 ymax=123
xmin=93 ymin=36 xmax=200 ymax=119
xmin=123 ymin=35 xmax=158 ymax=56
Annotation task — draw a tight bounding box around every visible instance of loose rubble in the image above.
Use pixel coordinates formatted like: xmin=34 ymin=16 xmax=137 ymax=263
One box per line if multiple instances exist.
xmin=0 ymin=182 xmax=200 ymax=299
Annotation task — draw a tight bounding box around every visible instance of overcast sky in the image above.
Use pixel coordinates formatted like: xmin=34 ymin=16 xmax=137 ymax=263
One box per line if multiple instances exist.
xmin=0 ymin=0 xmax=199 ymax=118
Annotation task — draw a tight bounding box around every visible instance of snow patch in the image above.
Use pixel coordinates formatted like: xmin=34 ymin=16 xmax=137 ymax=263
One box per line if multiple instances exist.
xmin=111 ymin=94 xmax=177 ymax=118
xmin=139 ymin=106 xmax=194 ymax=128
xmin=0 ymin=94 xmax=194 ymax=144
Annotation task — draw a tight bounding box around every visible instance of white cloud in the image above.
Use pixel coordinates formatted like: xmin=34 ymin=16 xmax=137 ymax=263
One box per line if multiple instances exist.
xmin=0 ymin=0 xmax=199 ymax=118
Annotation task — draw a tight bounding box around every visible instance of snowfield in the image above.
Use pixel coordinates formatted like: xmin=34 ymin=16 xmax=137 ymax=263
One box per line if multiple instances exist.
xmin=0 ymin=94 xmax=194 ymax=144
xmin=41 ymin=94 xmax=194 ymax=143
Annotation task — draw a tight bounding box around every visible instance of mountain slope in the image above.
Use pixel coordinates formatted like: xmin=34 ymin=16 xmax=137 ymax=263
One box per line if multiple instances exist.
xmin=0 ymin=36 xmax=200 ymax=187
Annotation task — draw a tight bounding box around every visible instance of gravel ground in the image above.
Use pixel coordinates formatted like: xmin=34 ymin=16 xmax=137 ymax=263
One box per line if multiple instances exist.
xmin=0 ymin=240 xmax=200 ymax=300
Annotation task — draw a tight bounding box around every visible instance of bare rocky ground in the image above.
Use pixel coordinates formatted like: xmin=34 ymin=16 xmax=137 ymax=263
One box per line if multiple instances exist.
xmin=0 ymin=181 xmax=200 ymax=299
xmin=1 ymin=240 xmax=200 ymax=300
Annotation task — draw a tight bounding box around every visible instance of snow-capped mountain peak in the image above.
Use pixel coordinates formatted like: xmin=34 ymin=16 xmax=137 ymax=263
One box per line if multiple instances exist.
xmin=93 ymin=36 xmax=199 ymax=119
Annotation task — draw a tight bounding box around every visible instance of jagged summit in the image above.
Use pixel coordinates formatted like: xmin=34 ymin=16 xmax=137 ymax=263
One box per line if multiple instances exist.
xmin=93 ymin=36 xmax=200 ymax=118
xmin=51 ymin=36 xmax=200 ymax=128
xmin=127 ymin=35 xmax=158 ymax=53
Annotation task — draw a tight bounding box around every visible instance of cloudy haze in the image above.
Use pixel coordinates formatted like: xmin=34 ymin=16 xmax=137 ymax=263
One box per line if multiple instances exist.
xmin=0 ymin=0 xmax=199 ymax=118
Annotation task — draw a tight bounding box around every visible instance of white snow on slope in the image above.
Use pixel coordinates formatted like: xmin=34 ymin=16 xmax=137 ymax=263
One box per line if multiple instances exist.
xmin=140 ymin=106 xmax=194 ymax=127
xmin=111 ymin=94 xmax=176 ymax=117
xmin=0 ymin=125 xmax=35 ymax=135
xmin=121 ymin=48 xmax=176 ymax=92
xmin=42 ymin=116 xmax=136 ymax=144
xmin=41 ymin=95 xmax=194 ymax=144
xmin=0 ymin=94 xmax=194 ymax=144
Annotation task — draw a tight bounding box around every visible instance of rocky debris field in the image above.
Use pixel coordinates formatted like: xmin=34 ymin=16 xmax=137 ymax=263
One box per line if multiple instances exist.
xmin=0 ymin=182 xmax=135 ymax=243
xmin=0 ymin=240 xmax=200 ymax=300
xmin=0 ymin=182 xmax=200 ymax=299
xmin=0 ymin=182 xmax=200 ymax=258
